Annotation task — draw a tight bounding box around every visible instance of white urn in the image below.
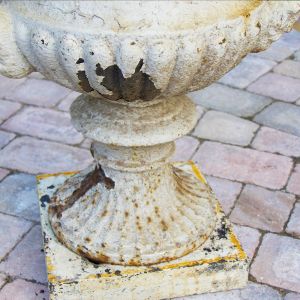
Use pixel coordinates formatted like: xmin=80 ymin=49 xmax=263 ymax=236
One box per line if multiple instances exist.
xmin=0 ymin=1 xmax=299 ymax=266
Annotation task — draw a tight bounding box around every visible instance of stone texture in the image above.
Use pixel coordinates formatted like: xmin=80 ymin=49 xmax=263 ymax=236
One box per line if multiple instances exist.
xmin=5 ymin=78 xmax=71 ymax=107
xmin=0 ymin=273 xmax=6 ymax=289
xmin=178 ymin=283 xmax=281 ymax=300
xmin=206 ymin=176 xmax=242 ymax=215
xmin=286 ymin=203 xmax=300 ymax=238
xmin=251 ymin=39 xmax=295 ymax=62
xmin=230 ymin=185 xmax=295 ymax=232
xmin=254 ymin=103 xmax=300 ymax=137
xmin=0 ymin=212 xmax=32 ymax=260
xmin=219 ymin=56 xmax=276 ymax=89
xmin=252 ymin=127 xmax=300 ymax=157
xmin=0 ymin=279 xmax=48 ymax=300
xmin=2 ymin=106 xmax=83 ymax=144
xmin=0 ymin=75 xmax=26 ymax=99
xmin=0 ymin=99 xmax=21 ymax=123
xmin=0 ymin=130 xmax=15 ymax=149
xmin=287 ymin=164 xmax=300 ymax=195
xmin=0 ymin=136 xmax=92 ymax=174
xmin=80 ymin=138 xmax=92 ymax=149
xmin=194 ymin=111 xmax=258 ymax=146
xmin=274 ymin=60 xmax=300 ymax=79
xmin=0 ymin=226 xmax=48 ymax=283
xmin=0 ymin=169 xmax=9 ymax=181
xmin=248 ymin=73 xmax=300 ymax=103
xmin=251 ymin=233 xmax=300 ymax=292
xmin=28 ymin=71 xmax=45 ymax=80
xmin=171 ymin=136 xmax=199 ymax=161
xmin=194 ymin=142 xmax=293 ymax=189
xmin=285 ymin=293 xmax=300 ymax=300
xmin=280 ymin=30 xmax=300 ymax=51
xmin=0 ymin=173 xmax=40 ymax=221
xmin=188 ymin=83 xmax=272 ymax=118
xmin=57 ymin=91 xmax=81 ymax=111
xmin=232 ymin=225 xmax=261 ymax=260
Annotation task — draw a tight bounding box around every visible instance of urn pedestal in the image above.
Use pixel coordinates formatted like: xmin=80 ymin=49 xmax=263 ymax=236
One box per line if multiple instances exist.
xmin=1 ymin=1 xmax=300 ymax=299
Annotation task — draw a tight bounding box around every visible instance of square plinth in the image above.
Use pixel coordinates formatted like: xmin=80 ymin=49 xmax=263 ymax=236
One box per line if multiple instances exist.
xmin=36 ymin=162 xmax=249 ymax=300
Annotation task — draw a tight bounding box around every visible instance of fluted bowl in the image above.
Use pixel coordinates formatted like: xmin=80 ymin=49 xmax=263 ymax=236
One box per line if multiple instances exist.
xmin=1 ymin=1 xmax=299 ymax=101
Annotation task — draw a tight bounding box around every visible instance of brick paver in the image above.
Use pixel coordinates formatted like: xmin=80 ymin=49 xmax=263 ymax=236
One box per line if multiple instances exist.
xmin=230 ymin=185 xmax=295 ymax=232
xmin=57 ymin=91 xmax=81 ymax=111
xmin=188 ymin=83 xmax=271 ymax=118
xmin=248 ymin=73 xmax=300 ymax=102
xmin=251 ymin=233 xmax=300 ymax=293
xmin=286 ymin=203 xmax=300 ymax=238
xmin=194 ymin=142 xmax=293 ymax=189
xmin=0 ymin=130 xmax=15 ymax=149
xmin=0 ymin=273 xmax=6 ymax=289
xmin=178 ymin=283 xmax=281 ymax=300
xmin=274 ymin=59 xmax=300 ymax=79
xmin=285 ymin=293 xmax=300 ymax=300
xmin=0 ymin=225 xmax=48 ymax=283
xmin=172 ymin=136 xmax=199 ymax=161
xmin=252 ymin=126 xmax=300 ymax=157
xmin=251 ymin=39 xmax=295 ymax=62
xmin=0 ymin=76 xmax=26 ymax=99
xmin=287 ymin=164 xmax=300 ymax=195
xmin=0 ymin=213 xmax=32 ymax=260
xmin=5 ymin=78 xmax=71 ymax=107
xmin=0 ymin=136 xmax=92 ymax=174
xmin=0 ymin=173 xmax=40 ymax=221
xmin=0 ymin=279 xmax=48 ymax=300
xmin=0 ymin=168 xmax=9 ymax=181
xmin=194 ymin=111 xmax=258 ymax=146
xmin=2 ymin=106 xmax=83 ymax=144
xmin=0 ymin=99 xmax=21 ymax=123
xmin=219 ymin=56 xmax=276 ymax=89
xmin=254 ymin=102 xmax=300 ymax=137
xmin=0 ymin=27 xmax=299 ymax=299
xmin=232 ymin=225 xmax=261 ymax=260
xmin=206 ymin=176 xmax=242 ymax=215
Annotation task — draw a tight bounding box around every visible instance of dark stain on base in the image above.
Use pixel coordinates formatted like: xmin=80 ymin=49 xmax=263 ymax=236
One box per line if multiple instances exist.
xmin=40 ymin=195 xmax=50 ymax=208
xmin=49 ymin=165 xmax=114 ymax=218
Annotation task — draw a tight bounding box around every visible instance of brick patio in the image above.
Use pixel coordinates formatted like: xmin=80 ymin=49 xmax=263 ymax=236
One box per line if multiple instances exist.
xmin=0 ymin=30 xmax=300 ymax=299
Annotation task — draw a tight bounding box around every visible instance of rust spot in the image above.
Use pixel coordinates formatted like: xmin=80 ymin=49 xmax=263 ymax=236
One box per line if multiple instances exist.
xmin=256 ymin=21 xmax=261 ymax=29
xmin=50 ymin=165 xmax=114 ymax=218
xmin=160 ymin=220 xmax=168 ymax=231
xmin=101 ymin=210 xmax=107 ymax=217
xmin=101 ymin=243 xmax=106 ymax=248
xmin=219 ymin=38 xmax=226 ymax=45
xmin=77 ymin=70 xmax=93 ymax=92
xmin=154 ymin=206 xmax=159 ymax=215
xmin=133 ymin=186 xmax=139 ymax=192
xmin=95 ymin=59 xmax=160 ymax=101
xmin=85 ymin=237 xmax=91 ymax=243
xmin=125 ymin=211 xmax=129 ymax=218
xmin=134 ymin=203 xmax=138 ymax=208
xmin=147 ymin=217 xmax=152 ymax=223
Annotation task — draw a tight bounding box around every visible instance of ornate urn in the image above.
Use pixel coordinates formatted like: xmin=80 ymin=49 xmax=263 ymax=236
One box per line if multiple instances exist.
xmin=1 ymin=0 xmax=299 ymax=298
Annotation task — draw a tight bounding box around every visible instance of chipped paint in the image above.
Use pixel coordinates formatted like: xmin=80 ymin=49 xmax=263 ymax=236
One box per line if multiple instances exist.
xmin=37 ymin=162 xmax=249 ymax=299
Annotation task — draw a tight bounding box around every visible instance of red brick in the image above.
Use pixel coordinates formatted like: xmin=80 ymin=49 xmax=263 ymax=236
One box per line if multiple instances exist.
xmin=2 ymin=106 xmax=83 ymax=144
xmin=0 ymin=279 xmax=48 ymax=300
xmin=194 ymin=142 xmax=293 ymax=189
xmin=231 ymin=185 xmax=295 ymax=232
xmin=251 ymin=233 xmax=300 ymax=292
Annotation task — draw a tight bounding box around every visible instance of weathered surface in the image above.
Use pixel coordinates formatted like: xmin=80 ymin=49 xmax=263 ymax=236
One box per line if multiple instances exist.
xmin=48 ymin=162 xmax=217 ymax=266
xmin=38 ymin=167 xmax=248 ymax=299
xmin=1 ymin=1 xmax=299 ymax=100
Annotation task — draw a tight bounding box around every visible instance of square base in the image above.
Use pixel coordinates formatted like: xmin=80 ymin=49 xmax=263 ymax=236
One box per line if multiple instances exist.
xmin=37 ymin=162 xmax=249 ymax=300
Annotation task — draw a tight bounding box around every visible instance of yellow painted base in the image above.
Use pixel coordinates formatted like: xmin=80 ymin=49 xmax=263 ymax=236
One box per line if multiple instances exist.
xmin=37 ymin=162 xmax=249 ymax=300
